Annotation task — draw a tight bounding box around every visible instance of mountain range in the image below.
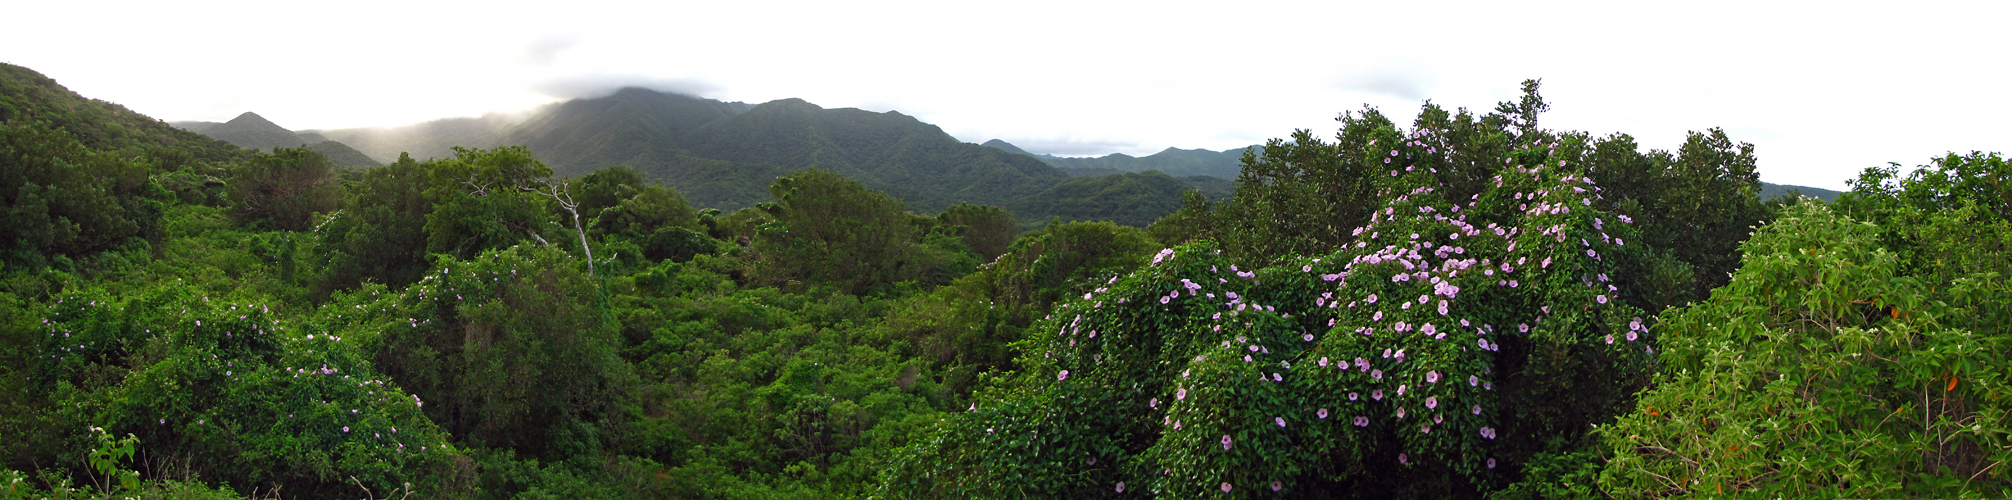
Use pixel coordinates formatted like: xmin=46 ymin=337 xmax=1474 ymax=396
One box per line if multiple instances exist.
xmin=172 ymin=112 xmax=380 ymax=167
xmin=272 ymin=88 xmax=1233 ymax=222
xmin=141 ymin=74 xmax=1839 ymax=223
xmin=982 ymin=139 xmax=1256 ymax=179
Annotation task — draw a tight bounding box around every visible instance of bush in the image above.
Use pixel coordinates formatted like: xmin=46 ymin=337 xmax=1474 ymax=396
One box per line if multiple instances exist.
xmin=886 ymin=139 xmax=1657 ymax=498
xmin=1600 ymin=200 xmax=2011 ymax=497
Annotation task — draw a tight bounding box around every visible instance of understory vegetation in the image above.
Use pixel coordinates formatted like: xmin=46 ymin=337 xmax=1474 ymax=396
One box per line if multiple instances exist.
xmin=3 ymin=72 xmax=2007 ymax=499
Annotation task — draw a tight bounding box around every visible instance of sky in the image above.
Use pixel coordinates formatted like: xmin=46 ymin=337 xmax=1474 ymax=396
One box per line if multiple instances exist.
xmin=5 ymin=0 xmax=2006 ymax=191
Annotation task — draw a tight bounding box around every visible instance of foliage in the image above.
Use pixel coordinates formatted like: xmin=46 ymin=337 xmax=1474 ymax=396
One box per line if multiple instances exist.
xmin=751 ymin=168 xmax=937 ymax=295
xmin=935 ymin=203 xmax=1018 ymax=262
xmin=19 ymin=283 xmax=461 ymax=497
xmin=228 ymin=146 xmax=343 ymax=232
xmin=1 ymin=121 xmax=165 ymax=271
xmin=315 ymin=153 xmax=436 ymax=293
xmin=1190 ymin=81 xmax=1768 ymax=310
xmin=339 ymin=244 xmax=630 ymax=462
xmin=1599 ymin=200 xmax=2012 ymax=497
xmin=0 ymin=63 xmax=248 ymax=164
xmin=886 ymin=138 xmax=1657 ymax=498
xmin=421 ymin=145 xmax=568 ymax=260
xmin=1007 ymin=171 xmax=1200 ymax=229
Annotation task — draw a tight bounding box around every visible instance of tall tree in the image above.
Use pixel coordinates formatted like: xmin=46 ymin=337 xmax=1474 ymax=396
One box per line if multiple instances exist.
xmin=752 ymin=168 xmax=923 ymax=294
xmin=228 ymin=146 xmax=343 ymax=232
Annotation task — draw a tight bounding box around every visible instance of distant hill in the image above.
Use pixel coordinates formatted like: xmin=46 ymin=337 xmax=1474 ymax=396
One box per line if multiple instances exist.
xmin=307 ymin=140 xmax=382 ymax=168
xmin=1008 ymin=171 xmax=1199 ymax=228
xmin=673 ymin=98 xmax=1068 ymax=212
xmin=0 ymin=63 xmax=247 ymax=163
xmin=1759 ymin=181 xmax=1840 ymax=202
xmin=306 ymin=114 xmax=518 ymax=164
xmin=173 ymin=112 xmax=379 ymax=167
xmin=198 ymin=112 xmax=307 ymax=150
xmin=984 ymin=139 xmax=1257 ymax=179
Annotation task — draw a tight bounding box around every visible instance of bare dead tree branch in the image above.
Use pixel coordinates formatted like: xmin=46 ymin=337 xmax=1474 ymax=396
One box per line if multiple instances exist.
xmin=522 ymin=177 xmax=594 ymax=276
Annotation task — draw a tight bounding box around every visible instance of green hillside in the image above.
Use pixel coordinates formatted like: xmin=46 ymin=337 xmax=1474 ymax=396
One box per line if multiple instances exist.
xmin=306 ymin=140 xmax=382 ymax=167
xmin=6 ymin=64 xmax=2008 ymax=500
xmin=1759 ymin=180 xmax=1841 ymax=201
xmin=672 ymin=98 xmax=1073 ymax=213
xmin=0 ymin=62 xmax=247 ymax=163
xmin=306 ymin=114 xmax=516 ymax=163
xmin=985 ymin=138 xmax=1256 ymax=178
xmin=1007 ymin=170 xmax=1197 ymax=228
xmin=198 ymin=112 xmax=308 ymax=150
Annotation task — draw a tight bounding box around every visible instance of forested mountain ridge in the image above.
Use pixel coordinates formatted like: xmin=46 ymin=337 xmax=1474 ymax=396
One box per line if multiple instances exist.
xmin=177 ymin=112 xmax=304 ymax=151
xmin=5 ymin=61 xmax=2008 ymax=499
xmin=675 ymin=98 xmax=1069 ymax=212
xmin=983 ymin=138 xmax=1257 ymax=178
xmin=0 ymin=63 xmax=247 ymax=163
xmin=175 ymin=112 xmax=381 ymax=167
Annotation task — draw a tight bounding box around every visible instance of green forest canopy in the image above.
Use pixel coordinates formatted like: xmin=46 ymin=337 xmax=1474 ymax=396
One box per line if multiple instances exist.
xmin=2 ymin=65 xmax=2007 ymax=499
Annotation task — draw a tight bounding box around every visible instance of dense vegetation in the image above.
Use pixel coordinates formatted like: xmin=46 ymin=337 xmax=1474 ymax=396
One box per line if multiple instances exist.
xmin=4 ymin=63 xmax=2006 ymax=500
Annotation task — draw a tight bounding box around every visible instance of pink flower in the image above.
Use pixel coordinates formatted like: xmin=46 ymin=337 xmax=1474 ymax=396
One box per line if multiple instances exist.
xmin=1349 ymin=392 xmax=1359 ymax=400
xmin=1276 ymin=417 xmax=1287 ymax=428
xmin=1117 ymin=483 xmax=1125 ymax=493
xmin=1222 ymin=483 xmax=1233 ymax=493
xmin=1399 ymin=453 xmax=1409 ymax=464
xmin=1221 ymin=435 xmax=1233 ymax=450
xmin=1354 ymin=416 xmax=1369 ymax=426
xmin=1473 ymin=404 xmax=1482 ymax=415
xmin=1597 ymin=295 xmax=1608 ymax=304
xmin=1426 ymin=397 xmax=1438 ymax=409
xmin=1627 ymin=331 xmax=1639 ymax=342
xmin=1177 ymin=388 xmax=1187 ymax=400
xmin=1058 ymin=370 xmax=1069 ymax=381
xmin=1426 ymin=371 xmax=1441 ymax=383
xmin=1469 ymin=375 xmax=1479 ymax=386
xmin=1318 ymin=408 xmax=1329 ymax=419
xmin=1271 ymin=481 xmax=1283 ymax=492
xmin=1372 ymin=389 xmax=1384 ymax=400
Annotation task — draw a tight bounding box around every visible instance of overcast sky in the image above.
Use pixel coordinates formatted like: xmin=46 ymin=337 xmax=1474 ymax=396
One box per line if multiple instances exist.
xmin=6 ymin=1 xmax=2006 ymax=190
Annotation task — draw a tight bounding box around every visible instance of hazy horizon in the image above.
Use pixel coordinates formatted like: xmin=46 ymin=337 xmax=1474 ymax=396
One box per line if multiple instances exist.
xmin=7 ymin=0 xmax=2009 ymax=190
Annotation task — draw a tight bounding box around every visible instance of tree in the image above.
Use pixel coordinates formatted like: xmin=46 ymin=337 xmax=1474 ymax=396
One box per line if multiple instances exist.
xmin=348 ymin=245 xmax=634 ymax=461
xmin=1600 ymin=200 xmax=2011 ymax=497
xmin=228 ymin=146 xmax=343 ymax=232
xmin=423 ymin=146 xmax=561 ymax=260
xmin=316 ymin=153 xmax=434 ymax=292
xmin=0 ymin=121 xmax=159 ymax=269
xmin=888 ymin=130 xmax=1657 ymax=499
xmin=935 ymin=203 xmax=1017 ymax=261
xmin=751 ymin=168 xmax=925 ymax=295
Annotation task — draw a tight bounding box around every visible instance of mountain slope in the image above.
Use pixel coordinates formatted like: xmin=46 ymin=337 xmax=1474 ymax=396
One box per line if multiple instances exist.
xmin=507 ymin=88 xmax=751 ymax=178
xmin=985 ymin=139 xmax=1256 ymax=179
xmin=0 ymin=63 xmax=247 ymax=163
xmin=307 ymin=115 xmax=517 ymax=164
xmin=1007 ymin=170 xmax=1199 ymax=228
xmin=197 ymin=112 xmax=308 ymax=150
xmin=307 ymin=140 xmax=382 ymax=167
xmin=521 ymin=92 xmax=1072 ymax=213
xmin=1759 ymin=181 xmax=1840 ymax=202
